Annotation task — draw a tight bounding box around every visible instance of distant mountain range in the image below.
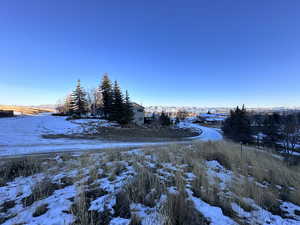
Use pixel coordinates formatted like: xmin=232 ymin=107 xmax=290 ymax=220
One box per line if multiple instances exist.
xmin=144 ymin=106 xmax=300 ymax=115
xmin=5 ymin=104 xmax=299 ymax=115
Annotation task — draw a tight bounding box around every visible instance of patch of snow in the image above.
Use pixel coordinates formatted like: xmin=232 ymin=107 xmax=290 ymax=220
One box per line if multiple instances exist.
xmin=110 ymin=217 xmax=130 ymax=225
xmin=123 ymin=149 xmax=144 ymax=156
xmin=187 ymin=189 xmax=237 ymax=225
xmin=0 ymin=115 xmax=223 ymax=156
xmin=3 ymin=185 xmax=76 ymax=225
xmin=232 ymin=198 xmax=300 ymax=225
xmin=206 ymin=160 xmax=232 ymax=190
xmin=89 ymin=194 xmax=116 ymax=213
xmin=178 ymin=122 xmax=223 ymax=141
xmin=281 ymin=202 xmax=300 ymax=221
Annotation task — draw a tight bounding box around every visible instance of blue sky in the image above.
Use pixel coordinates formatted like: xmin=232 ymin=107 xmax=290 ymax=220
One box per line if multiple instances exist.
xmin=1 ymin=0 xmax=300 ymax=107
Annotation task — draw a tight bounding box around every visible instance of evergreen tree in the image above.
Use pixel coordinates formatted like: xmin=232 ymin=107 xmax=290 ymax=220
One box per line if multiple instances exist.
xmin=222 ymin=105 xmax=253 ymax=144
xmin=110 ymin=81 xmax=125 ymax=123
xmin=123 ymin=90 xmax=134 ymax=124
xmin=70 ymin=80 xmax=88 ymax=117
xmin=297 ymin=112 xmax=300 ymax=125
xmin=64 ymin=94 xmax=74 ymax=115
xmin=262 ymin=113 xmax=281 ymax=149
xmin=100 ymin=73 xmax=113 ymax=119
xmin=175 ymin=117 xmax=180 ymax=125
xmin=160 ymin=112 xmax=171 ymax=126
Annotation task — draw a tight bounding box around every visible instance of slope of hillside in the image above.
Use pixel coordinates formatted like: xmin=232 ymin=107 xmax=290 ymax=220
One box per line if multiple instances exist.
xmin=0 ymin=105 xmax=55 ymax=115
xmin=0 ymin=142 xmax=299 ymax=225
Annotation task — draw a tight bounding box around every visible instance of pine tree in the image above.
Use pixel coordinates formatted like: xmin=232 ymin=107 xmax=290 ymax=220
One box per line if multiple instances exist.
xmin=123 ymin=90 xmax=134 ymax=124
xmin=70 ymin=80 xmax=88 ymax=117
xmin=110 ymin=81 xmax=125 ymax=123
xmin=160 ymin=112 xmax=171 ymax=126
xmin=222 ymin=105 xmax=253 ymax=144
xmin=100 ymin=73 xmax=113 ymax=119
xmin=175 ymin=117 xmax=180 ymax=125
xmin=64 ymin=94 xmax=74 ymax=115
xmin=262 ymin=113 xmax=281 ymax=149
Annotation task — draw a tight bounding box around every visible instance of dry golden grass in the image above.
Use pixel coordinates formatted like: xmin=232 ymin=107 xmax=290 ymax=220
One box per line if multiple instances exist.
xmin=0 ymin=105 xmax=54 ymax=115
xmin=0 ymin=157 xmax=43 ymax=185
xmin=124 ymin=166 xmax=166 ymax=207
xmin=160 ymin=192 xmax=209 ymax=225
xmin=148 ymin=141 xmax=300 ymax=213
xmin=3 ymin=141 xmax=300 ymax=224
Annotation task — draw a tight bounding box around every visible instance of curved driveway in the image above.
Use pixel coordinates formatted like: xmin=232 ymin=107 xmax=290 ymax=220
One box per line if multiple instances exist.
xmin=0 ymin=115 xmax=222 ymax=157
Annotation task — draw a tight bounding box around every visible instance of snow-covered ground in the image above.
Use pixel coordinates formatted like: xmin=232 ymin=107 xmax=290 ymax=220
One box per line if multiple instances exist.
xmin=1 ymin=141 xmax=299 ymax=224
xmin=178 ymin=121 xmax=223 ymax=141
xmin=0 ymin=115 xmax=222 ymax=157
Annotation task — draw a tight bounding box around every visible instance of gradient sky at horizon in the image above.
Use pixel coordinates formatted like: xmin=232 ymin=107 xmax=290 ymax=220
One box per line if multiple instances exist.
xmin=1 ymin=0 xmax=300 ymax=107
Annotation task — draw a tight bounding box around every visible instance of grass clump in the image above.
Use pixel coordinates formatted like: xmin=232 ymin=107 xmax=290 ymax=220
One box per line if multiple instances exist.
xmin=32 ymin=204 xmax=48 ymax=217
xmin=71 ymin=187 xmax=111 ymax=225
xmin=22 ymin=178 xmax=60 ymax=207
xmin=230 ymin=177 xmax=282 ymax=215
xmin=161 ymin=192 xmax=209 ymax=225
xmin=129 ymin=214 xmax=142 ymax=225
xmin=113 ymin=191 xmax=131 ymax=218
xmin=0 ymin=158 xmax=42 ymax=184
xmin=0 ymin=200 xmax=16 ymax=213
xmin=124 ymin=167 xmax=165 ymax=207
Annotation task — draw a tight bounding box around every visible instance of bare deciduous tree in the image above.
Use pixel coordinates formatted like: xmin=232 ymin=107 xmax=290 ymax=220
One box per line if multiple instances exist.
xmin=281 ymin=115 xmax=300 ymax=159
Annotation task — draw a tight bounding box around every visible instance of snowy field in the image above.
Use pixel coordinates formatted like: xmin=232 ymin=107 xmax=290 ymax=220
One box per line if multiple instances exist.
xmin=0 ymin=114 xmax=222 ymax=157
xmin=1 ymin=142 xmax=299 ymax=225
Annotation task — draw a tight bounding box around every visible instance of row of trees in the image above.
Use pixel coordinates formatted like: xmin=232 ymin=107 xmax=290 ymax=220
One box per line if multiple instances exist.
xmin=100 ymin=75 xmax=134 ymax=124
xmin=222 ymin=105 xmax=252 ymax=144
xmin=57 ymin=74 xmax=134 ymax=125
xmin=222 ymin=105 xmax=300 ymax=158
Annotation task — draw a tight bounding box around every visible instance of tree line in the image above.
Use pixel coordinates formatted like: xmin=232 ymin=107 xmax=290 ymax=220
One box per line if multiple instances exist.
xmin=222 ymin=105 xmax=300 ymax=160
xmin=56 ymin=73 xmax=134 ymax=125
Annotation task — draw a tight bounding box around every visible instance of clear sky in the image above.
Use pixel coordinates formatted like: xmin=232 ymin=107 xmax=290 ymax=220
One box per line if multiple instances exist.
xmin=1 ymin=0 xmax=299 ymax=107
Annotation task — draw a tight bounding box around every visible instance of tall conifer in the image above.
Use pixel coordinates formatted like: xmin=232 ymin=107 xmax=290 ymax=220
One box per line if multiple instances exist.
xmin=222 ymin=105 xmax=253 ymax=143
xmin=123 ymin=90 xmax=134 ymax=124
xmin=111 ymin=81 xmax=124 ymax=122
xmin=71 ymin=80 xmax=88 ymax=117
xmin=100 ymin=73 xmax=113 ymax=119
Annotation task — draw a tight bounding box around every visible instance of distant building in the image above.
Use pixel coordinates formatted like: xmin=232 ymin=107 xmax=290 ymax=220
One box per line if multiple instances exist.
xmin=132 ymin=103 xmax=145 ymax=125
xmin=0 ymin=110 xmax=14 ymax=117
xmin=197 ymin=113 xmax=227 ymax=125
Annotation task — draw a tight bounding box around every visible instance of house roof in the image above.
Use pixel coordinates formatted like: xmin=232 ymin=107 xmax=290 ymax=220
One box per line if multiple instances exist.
xmin=132 ymin=103 xmax=144 ymax=109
